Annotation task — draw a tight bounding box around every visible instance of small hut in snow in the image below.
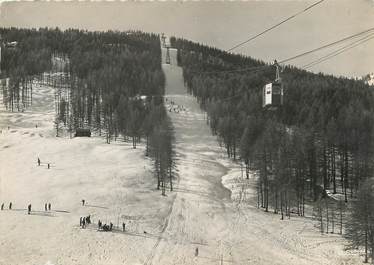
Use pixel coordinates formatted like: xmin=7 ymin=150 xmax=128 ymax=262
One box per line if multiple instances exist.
xmin=74 ymin=128 xmax=91 ymax=137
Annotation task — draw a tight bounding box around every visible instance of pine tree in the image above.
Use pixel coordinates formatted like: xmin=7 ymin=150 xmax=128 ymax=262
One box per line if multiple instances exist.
xmin=345 ymin=179 xmax=374 ymax=263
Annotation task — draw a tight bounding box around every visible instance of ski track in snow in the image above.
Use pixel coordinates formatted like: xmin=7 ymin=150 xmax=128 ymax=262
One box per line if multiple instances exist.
xmin=153 ymin=46 xmax=361 ymax=265
xmin=0 ymin=46 xmax=362 ymax=265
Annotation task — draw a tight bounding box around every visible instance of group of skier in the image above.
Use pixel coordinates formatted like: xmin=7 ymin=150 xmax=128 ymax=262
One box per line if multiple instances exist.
xmin=37 ymin=157 xmax=51 ymax=169
xmin=97 ymin=219 xmax=113 ymax=232
xmin=78 ymin=200 xmax=126 ymax=233
xmin=44 ymin=202 xmax=52 ymax=211
xmin=166 ymin=99 xmax=186 ymax=113
xmin=97 ymin=219 xmax=126 ymax=232
xmin=80 ymin=215 xmax=91 ymax=228
xmin=1 ymin=202 xmax=52 ymax=214
xmin=2 ymin=192 xmax=127 ymax=236
xmin=0 ymin=202 xmax=12 ymax=211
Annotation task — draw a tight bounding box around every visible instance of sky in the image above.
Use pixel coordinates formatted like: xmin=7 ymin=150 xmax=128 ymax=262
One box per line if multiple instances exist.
xmin=0 ymin=0 xmax=373 ymax=77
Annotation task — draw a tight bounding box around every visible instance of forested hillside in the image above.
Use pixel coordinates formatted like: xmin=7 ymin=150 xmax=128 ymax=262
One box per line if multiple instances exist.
xmin=171 ymin=37 xmax=374 ymax=260
xmin=0 ymin=28 xmax=175 ymax=194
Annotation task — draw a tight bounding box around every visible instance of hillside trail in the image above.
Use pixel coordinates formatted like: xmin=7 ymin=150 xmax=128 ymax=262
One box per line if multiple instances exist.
xmin=146 ymin=45 xmax=361 ymax=265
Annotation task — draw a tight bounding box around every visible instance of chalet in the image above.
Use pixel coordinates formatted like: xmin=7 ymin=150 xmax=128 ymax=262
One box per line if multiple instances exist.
xmin=74 ymin=128 xmax=91 ymax=137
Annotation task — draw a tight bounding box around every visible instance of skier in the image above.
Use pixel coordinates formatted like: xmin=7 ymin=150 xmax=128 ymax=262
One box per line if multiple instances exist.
xmin=9 ymin=202 xmax=12 ymax=210
xmin=45 ymin=203 xmax=47 ymax=211
xmin=98 ymin=220 xmax=102 ymax=230
xmin=122 ymin=222 xmax=126 ymax=232
xmin=109 ymin=222 xmax=113 ymax=231
xmin=82 ymin=217 xmax=86 ymax=228
xmin=1 ymin=203 xmax=4 ymax=210
xmin=47 ymin=163 xmax=50 ymax=169
xmin=82 ymin=199 xmax=85 ymax=206
xmin=80 ymin=217 xmax=83 ymax=227
xmin=48 ymin=203 xmax=51 ymax=211
xmin=37 ymin=157 xmax=41 ymax=166
xmin=195 ymin=247 xmax=199 ymax=257
xmin=28 ymin=204 xmax=31 ymax=214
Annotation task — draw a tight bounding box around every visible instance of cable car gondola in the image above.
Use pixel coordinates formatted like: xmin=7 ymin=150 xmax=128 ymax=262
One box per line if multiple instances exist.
xmin=165 ymin=46 xmax=171 ymax=65
xmin=262 ymin=60 xmax=283 ymax=110
xmin=161 ymin=33 xmax=166 ymax=48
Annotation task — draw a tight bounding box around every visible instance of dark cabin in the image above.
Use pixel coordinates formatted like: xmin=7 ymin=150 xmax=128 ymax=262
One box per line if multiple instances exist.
xmin=75 ymin=128 xmax=91 ymax=137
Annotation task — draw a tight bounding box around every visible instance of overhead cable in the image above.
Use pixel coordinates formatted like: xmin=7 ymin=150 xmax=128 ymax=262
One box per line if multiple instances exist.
xmin=227 ymin=0 xmax=326 ymax=52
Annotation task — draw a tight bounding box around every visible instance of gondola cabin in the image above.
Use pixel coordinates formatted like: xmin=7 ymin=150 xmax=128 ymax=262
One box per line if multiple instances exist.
xmin=161 ymin=33 xmax=166 ymax=48
xmin=165 ymin=47 xmax=171 ymax=64
xmin=262 ymin=81 xmax=283 ymax=109
xmin=263 ymin=60 xmax=284 ymax=110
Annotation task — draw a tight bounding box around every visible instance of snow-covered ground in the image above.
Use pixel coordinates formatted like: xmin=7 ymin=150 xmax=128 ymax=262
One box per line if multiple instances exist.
xmin=157 ymin=46 xmax=361 ymax=265
xmin=0 ymin=46 xmax=363 ymax=265
xmin=0 ymin=82 xmax=175 ymax=265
